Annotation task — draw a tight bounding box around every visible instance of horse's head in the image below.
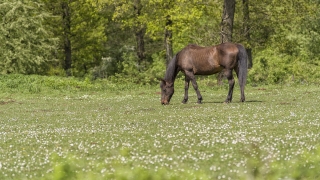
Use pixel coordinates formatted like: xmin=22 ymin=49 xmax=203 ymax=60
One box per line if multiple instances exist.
xmin=160 ymin=79 xmax=174 ymax=105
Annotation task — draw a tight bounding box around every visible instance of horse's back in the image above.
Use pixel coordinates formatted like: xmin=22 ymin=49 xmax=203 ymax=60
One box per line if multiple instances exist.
xmin=177 ymin=44 xmax=220 ymax=74
xmin=182 ymin=43 xmax=238 ymax=57
xmin=177 ymin=43 xmax=239 ymax=75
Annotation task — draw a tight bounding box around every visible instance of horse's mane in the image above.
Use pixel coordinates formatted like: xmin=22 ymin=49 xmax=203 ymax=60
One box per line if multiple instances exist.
xmin=164 ymin=54 xmax=178 ymax=82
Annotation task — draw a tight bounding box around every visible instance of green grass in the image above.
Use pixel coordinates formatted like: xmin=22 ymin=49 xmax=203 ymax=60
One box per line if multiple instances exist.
xmin=0 ymin=75 xmax=320 ymax=179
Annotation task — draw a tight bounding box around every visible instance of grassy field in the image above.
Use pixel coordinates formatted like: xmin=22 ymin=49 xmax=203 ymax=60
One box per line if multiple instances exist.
xmin=0 ymin=75 xmax=320 ymax=179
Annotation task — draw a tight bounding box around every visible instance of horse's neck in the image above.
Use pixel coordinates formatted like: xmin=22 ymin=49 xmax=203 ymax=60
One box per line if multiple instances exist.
xmin=165 ymin=58 xmax=178 ymax=83
xmin=164 ymin=71 xmax=176 ymax=83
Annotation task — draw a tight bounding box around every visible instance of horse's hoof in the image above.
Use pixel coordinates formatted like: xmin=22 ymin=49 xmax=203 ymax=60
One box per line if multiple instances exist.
xmin=182 ymin=99 xmax=188 ymax=104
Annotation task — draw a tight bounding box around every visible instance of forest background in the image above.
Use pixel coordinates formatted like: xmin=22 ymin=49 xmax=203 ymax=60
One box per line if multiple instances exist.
xmin=1 ymin=0 xmax=320 ymax=85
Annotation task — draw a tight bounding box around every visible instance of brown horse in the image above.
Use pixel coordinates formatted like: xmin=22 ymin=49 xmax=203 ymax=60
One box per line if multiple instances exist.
xmin=160 ymin=42 xmax=248 ymax=105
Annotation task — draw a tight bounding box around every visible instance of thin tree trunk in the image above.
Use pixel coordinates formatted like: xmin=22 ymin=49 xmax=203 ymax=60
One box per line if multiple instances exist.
xmin=164 ymin=15 xmax=173 ymax=66
xmin=243 ymin=0 xmax=253 ymax=69
xmin=134 ymin=0 xmax=145 ymax=69
xmin=135 ymin=27 xmax=146 ymax=67
xmin=61 ymin=1 xmax=72 ymax=76
xmin=218 ymin=0 xmax=236 ymax=85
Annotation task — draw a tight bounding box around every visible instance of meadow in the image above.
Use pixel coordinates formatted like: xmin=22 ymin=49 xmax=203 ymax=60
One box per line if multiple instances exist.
xmin=0 ymin=75 xmax=319 ymax=179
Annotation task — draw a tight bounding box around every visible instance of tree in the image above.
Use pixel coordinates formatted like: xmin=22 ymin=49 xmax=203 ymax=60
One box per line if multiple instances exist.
xmin=218 ymin=0 xmax=236 ymax=84
xmin=61 ymin=0 xmax=72 ymax=76
xmin=0 ymin=0 xmax=58 ymax=74
xmin=146 ymin=0 xmax=206 ymax=64
xmin=220 ymin=0 xmax=235 ymax=43
xmin=242 ymin=0 xmax=252 ymax=69
xmin=44 ymin=0 xmax=107 ymax=76
xmin=246 ymin=0 xmax=320 ymax=83
xmin=133 ymin=0 xmax=146 ymax=66
xmin=164 ymin=14 xmax=173 ymax=66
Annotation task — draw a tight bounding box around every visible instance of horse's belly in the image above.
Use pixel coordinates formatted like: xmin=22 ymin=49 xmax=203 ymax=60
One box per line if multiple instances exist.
xmin=194 ymin=65 xmax=223 ymax=75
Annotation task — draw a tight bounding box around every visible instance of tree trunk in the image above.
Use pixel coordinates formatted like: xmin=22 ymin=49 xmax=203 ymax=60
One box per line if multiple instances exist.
xmin=164 ymin=15 xmax=173 ymax=66
xmin=61 ymin=1 xmax=72 ymax=76
xmin=135 ymin=27 xmax=146 ymax=67
xmin=243 ymin=0 xmax=253 ymax=69
xmin=134 ymin=0 xmax=145 ymax=69
xmin=218 ymin=0 xmax=236 ymax=85
xmin=220 ymin=0 xmax=236 ymax=43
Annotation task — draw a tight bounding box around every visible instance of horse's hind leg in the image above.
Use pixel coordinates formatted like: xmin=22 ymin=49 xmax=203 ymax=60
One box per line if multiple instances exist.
xmin=225 ymin=69 xmax=235 ymax=103
xmin=185 ymin=71 xmax=202 ymax=104
xmin=182 ymin=76 xmax=190 ymax=104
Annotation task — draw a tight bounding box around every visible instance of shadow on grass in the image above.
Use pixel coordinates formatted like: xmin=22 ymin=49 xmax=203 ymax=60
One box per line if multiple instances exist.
xmin=161 ymin=100 xmax=263 ymax=106
xmin=203 ymin=100 xmax=264 ymax=104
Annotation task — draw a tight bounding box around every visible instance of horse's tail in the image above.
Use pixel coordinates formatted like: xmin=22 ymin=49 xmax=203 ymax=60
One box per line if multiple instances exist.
xmin=236 ymin=44 xmax=248 ymax=102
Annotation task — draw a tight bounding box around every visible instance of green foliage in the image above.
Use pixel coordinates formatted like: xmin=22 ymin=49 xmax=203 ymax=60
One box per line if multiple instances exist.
xmin=0 ymin=74 xmax=145 ymax=94
xmin=69 ymin=0 xmax=107 ymax=76
xmin=245 ymin=0 xmax=320 ymax=84
xmin=146 ymin=52 xmax=167 ymax=80
xmin=104 ymin=0 xmax=219 ymax=81
xmin=240 ymin=145 xmax=320 ymax=180
xmin=2 ymin=0 xmax=320 ymax=84
xmin=104 ymin=0 xmax=320 ymax=85
xmin=249 ymin=49 xmax=290 ymax=84
xmin=43 ymin=0 xmax=107 ymax=76
xmin=0 ymin=0 xmax=58 ymax=74
xmin=91 ymin=57 xmax=115 ymax=79
xmin=44 ymin=153 xmax=210 ymax=180
xmin=42 ymin=146 xmax=320 ymax=180
xmin=291 ymin=147 xmax=320 ymax=179
xmin=108 ymin=51 xmax=166 ymax=85
xmin=50 ymin=154 xmax=77 ymax=180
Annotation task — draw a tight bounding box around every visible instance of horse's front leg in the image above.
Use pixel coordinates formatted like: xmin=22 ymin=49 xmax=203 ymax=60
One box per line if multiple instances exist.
xmin=225 ymin=69 xmax=235 ymax=103
xmin=182 ymin=76 xmax=190 ymax=104
xmin=186 ymin=71 xmax=202 ymax=104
